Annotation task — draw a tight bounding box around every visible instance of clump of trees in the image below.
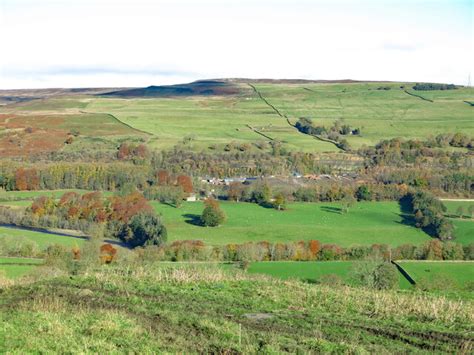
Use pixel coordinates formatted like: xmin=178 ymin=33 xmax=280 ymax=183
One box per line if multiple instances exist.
xmin=0 ymin=191 xmax=166 ymax=248
xmin=144 ymin=170 xmax=194 ymax=207
xmin=413 ymin=83 xmax=457 ymax=91
xmin=201 ymin=198 xmax=226 ymax=227
xmin=295 ymin=118 xmax=360 ymax=150
xmin=118 ymin=212 xmax=167 ymax=248
xmin=117 ymin=142 xmax=150 ymax=161
xmin=409 ymin=191 xmax=454 ymax=240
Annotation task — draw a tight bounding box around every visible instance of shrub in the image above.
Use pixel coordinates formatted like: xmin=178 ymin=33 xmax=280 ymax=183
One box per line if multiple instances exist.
xmin=356 ymin=185 xmax=372 ymax=201
xmin=350 ymin=260 xmax=398 ymax=290
xmin=319 ymin=274 xmax=344 ymax=287
xmin=0 ymin=235 xmax=40 ymax=258
xmin=464 ymin=243 xmax=474 ymax=260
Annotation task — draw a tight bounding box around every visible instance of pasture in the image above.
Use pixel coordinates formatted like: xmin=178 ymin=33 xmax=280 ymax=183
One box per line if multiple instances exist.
xmin=83 ymin=82 xmax=474 ymax=152
xmin=153 ymin=200 xmax=432 ymax=246
xmin=397 ymin=261 xmax=474 ymax=298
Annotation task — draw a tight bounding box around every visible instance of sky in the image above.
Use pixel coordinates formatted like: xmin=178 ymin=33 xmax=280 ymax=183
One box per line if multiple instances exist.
xmin=0 ymin=0 xmax=472 ymax=89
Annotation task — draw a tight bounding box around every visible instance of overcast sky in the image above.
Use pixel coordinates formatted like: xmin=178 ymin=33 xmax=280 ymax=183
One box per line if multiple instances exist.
xmin=0 ymin=0 xmax=472 ymax=89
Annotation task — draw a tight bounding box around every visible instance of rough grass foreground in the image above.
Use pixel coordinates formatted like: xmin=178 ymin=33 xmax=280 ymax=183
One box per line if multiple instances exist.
xmin=1 ymin=265 xmax=473 ymax=353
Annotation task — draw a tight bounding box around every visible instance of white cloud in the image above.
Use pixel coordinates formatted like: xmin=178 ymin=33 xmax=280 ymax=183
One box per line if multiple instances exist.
xmin=0 ymin=0 xmax=472 ymax=88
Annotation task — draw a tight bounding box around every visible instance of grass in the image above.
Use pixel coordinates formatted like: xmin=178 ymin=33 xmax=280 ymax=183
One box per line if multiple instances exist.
xmin=398 ymin=261 xmax=474 ymax=287
xmin=451 ymin=219 xmax=474 ymax=245
xmin=0 ymin=257 xmax=43 ymax=264
xmin=245 ymin=261 xmax=416 ymax=290
xmin=397 ymin=261 xmax=474 ymax=299
xmin=153 ymin=200 xmax=432 ymax=246
xmin=0 ymin=257 xmax=44 ymax=279
xmin=0 ymin=226 xmax=85 ymax=249
xmin=0 ymin=189 xmax=113 ymax=201
xmin=1 ymin=264 xmax=472 ymax=352
xmin=254 ymin=82 xmax=474 ymax=150
xmin=0 ymin=264 xmax=37 ymax=279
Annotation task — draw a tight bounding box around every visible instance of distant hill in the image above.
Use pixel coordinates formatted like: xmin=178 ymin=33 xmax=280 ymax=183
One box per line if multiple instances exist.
xmin=100 ymin=80 xmax=241 ymax=98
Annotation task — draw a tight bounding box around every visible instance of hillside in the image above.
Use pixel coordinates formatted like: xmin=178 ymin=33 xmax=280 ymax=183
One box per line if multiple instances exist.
xmin=1 ymin=80 xmax=473 ymax=156
xmin=1 ymin=265 xmax=472 ymax=353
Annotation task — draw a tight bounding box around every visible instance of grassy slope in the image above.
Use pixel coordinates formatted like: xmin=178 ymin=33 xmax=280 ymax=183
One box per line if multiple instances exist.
xmin=398 ymin=261 xmax=474 ymax=286
xmin=0 ymin=226 xmax=85 ymax=249
xmin=1 ymin=265 xmax=472 ymax=353
xmin=255 ymin=83 xmax=474 ymax=149
xmin=154 ymin=200 xmax=432 ymax=246
xmin=1 ymin=264 xmax=37 ymax=279
xmin=84 ymin=83 xmax=474 ymax=152
xmin=85 ymin=92 xmax=333 ymax=153
xmin=0 ymin=257 xmax=43 ymax=279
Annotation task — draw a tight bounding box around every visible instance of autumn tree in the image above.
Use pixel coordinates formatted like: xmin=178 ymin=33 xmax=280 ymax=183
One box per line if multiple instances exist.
xmin=227 ymin=182 xmax=244 ymax=202
xmin=109 ymin=192 xmax=153 ymax=222
xmin=156 ymin=170 xmax=170 ymax=185
xmin=273 ymin=193 xmax=286 ymax=211
xmin=177 ymin=175 xmax=193 ymax=194
xmin=308 ymin=240 xmax=321 ymax=260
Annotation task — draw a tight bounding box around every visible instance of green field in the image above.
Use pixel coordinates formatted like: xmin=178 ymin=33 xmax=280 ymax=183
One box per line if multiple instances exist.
xmin=245 ymin=261 xmax=415 ymax=289
xmin=451 ymin=219 xmax=474 ymax=245
xmin=0 ymin=257 xmax=43 ymax=279
xmin=398 ymin=261 xmax=474 ymax=287
xmin=153 ymin=200 xmax=434 ymax=246
xmin=0 ymin=226 xmax=85 ymax=249
xmin=1 ymin=264 xmax=471 ymax=352
xmin=81 ymin=82 xmax=474 ymax=152
xmin=0 ymin=189 xmax=113 ymax=201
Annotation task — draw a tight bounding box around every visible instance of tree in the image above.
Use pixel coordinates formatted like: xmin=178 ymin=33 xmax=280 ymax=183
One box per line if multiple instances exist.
xmin=356 ymin=185 xmax=372 ymax=201
xmin=442 ymin=241 xmax=464 ymax=260
xmin=177 ymin=175 xmax=193 ymax=194
xmin=156 ymin=170 xmax=170 ymax=185
xmin=15 ymin=168 xmax=28 ymax=191
xmin=468 ymin=205 xmax=474 ymax=219
xmin=252 ymin=183 xmax=272 ymax=206
xmin=227 ymin=182 xmax=244 ymax=202
xmin=119 ymin=212 xmax=167 ymax=248
xmin=273 ymin=193 xmax=286 ymax=211
xmin=201 ymin=198 xmax=226 ymax=227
